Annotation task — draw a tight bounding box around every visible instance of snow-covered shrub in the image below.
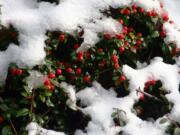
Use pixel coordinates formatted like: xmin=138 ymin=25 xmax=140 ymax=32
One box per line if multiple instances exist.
xmin=0 ymin=0 xmax=179 ymax=135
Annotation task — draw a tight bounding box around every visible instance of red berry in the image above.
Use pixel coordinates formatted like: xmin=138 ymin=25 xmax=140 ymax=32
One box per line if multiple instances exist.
xmin=77 ymin=52 xmax=84 ymax=61
xmin=58 ymin=34 xmax=65 ymax=42
xmin=140 ymin=93 xmax=145 ymax=101
xmin=0 ymin=116 xmax=4 ymax=124
xmin=66 ymin=67 xmax=73 ymax=73
xmin=83 ymin=75 xmax=91 ymax=83
xmin=147 ymin=11 xmax=152 ymax=17
xmin=77 ymin=55 xmax=83 ymax=61
xmin=111 ymin=55 xmax=118 ymax=63
xmin=123 ymin=9 xmax=131 ymax=15
xmin=15 ymin=69 xmax=23 ymax=75
xmin=46 ymin=84 xmax=55 ymax=92
xmin=75 ymin=68 xmax=82 ymax=75
xmin=137 ymin=32 xmax=142 ymax=37
xmin=139 ymin=7 xmax=144 ymax=13
xmin=136 ymin=39 xmax=142 ymax=46
xmin=118 ymin=19 xmax=124 ymax=24
xmin=133 ymin=9 xmax=137 ymax=14
xmin=48 ymin=72 xmax=56 ymax=79
xmin=119 ymin=46 xmax=125 ymax=53
xmin=160 ymin=2 xmax=163 ymax=8
xmin=162 ymin=12 xmax=169 ymax=21
xmin=116 ymin=34 xmax=124 ymax=40
xmin=86 ymin=52 xmax=91 ymax=59
xmin=152 ymin=10 xmax=158 ymax=17
xmin=120 ymin=9 xmax=124 ymax=14
xmin=122 ymin=26 xmax=128 ymax=34
xmin=77 ymin=52 xmax=83 ymax=57
xmin=99 ymin=59 xmax=106 ymax=68
xmin=150 ymin=80 xmax=156 ymax=85
xmin=104 ymin=33 xmax=111 ymax=40
xmin=128 ymin=27 xmax=133 ymax=32
xmin=56 ymin=69 xmax=62 ymax=75
xmin=124 ymin=41 xmax=129 ymax=46
xmin=119 ymin=75 xmax=126 ymax=82
xmin=98 ymin=48 xmax=103 ymax=53
xmin=132 ymin=4 xmax=137 ymax=10
xmin=145 ymin=81 xmax=151 ymax=87
xmin=114 ymin=63 xmax=120 ymax=69
xmin=160 ymin=30 xmax=166 ymax=37
xmin=44 ymin=79 xmax=51 ymax=86
xmin=74 ymin=44 xmax=80 ymax=49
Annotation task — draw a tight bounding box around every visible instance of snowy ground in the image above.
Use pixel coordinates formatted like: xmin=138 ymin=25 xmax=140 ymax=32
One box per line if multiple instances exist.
xmin=0 ymin=0 xmax=180 ymax=135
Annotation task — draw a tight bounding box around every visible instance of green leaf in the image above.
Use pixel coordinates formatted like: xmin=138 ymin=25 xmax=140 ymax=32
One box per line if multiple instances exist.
xmin=151 ymin=31 xmax=159 ymax=38
xmin=39 ymin=94 xmax=46 ymax=103
xmin=0 ymin=104 xmax=9 ymax=111
xmin=1 ymin=126 xmax=13 ymax=135
xmin=16 ymin=108 xmax=29 ymax=117
xmin=24 ymin=86 xmax=31 ymax=93
xmin=112 ymin=76 xmax=119 ymax=81
xmin=58 ymin=75 xmax=66 ymax=81
xmin=44 ymin=91 xmax=52 ymax=97
xmin=46 ymin=98 xmax=54 ymax=107
xmin=159 ymin=118 xmax=168 ymax=124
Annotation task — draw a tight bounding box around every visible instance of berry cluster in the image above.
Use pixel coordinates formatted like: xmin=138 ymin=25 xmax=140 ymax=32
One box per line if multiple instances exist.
xmin=0 ymin=3 xmax=179 ymax=135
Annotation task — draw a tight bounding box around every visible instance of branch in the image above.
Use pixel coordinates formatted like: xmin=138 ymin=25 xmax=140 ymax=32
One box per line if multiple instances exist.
xmin=9 ymin=119 xmax=17 ymax=135
xmin=167 ymin=115 xmax=180 ymax=128
xmin=136 ymin=87 xmax=162 ymax=102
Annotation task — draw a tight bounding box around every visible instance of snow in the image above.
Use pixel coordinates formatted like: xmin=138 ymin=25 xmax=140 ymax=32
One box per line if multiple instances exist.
xmin=25 ymin=71 xmax=45 ymax=92
xmin=162 ymin=0 xmax=180 ymax=28
xmin=26 ymin=122 xmax=65 ymax=135
xmin=60 ymin=82 xmax=77 ymax=110
xmin=0 ymin=0 xmax=179 ymax=135
xmin=163 ymin=22 xmax=180 ymax=48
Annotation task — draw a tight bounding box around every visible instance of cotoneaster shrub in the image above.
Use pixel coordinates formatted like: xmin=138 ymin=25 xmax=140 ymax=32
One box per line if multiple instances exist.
xmin=0 ymin=3 xmax=179 ymax=135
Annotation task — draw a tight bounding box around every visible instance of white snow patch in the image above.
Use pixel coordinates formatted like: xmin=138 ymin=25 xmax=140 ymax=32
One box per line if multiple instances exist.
xmin=75 ymin=81 xmax=169 ymax=135
xmin=163 ymin=22 xmax=180 ymax=48
xmin=26 ymin=122 xmax=66 ymax=135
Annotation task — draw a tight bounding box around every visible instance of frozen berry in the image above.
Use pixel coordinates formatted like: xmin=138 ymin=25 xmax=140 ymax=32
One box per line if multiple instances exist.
xmin=75 ymin=68 xmax=82 ymax=75
xmin=56 ymin=69 xmax=62 ymax=75
xmin=58 ymin=34 xmax=65 ymax=42
xmin=119 ymin=46 xmax=125 ymax=53
xmin=48 ymin=72 xmax=56 ymax=79
xmin=66 ymin=67 xmax=73 ymax=73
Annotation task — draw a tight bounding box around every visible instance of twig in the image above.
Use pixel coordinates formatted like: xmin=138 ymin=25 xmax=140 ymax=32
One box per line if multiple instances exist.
xmin=42 ymin=108 xmax=52 ymax=117
xmin=136 ymin=87 xmax=162 ymax=102
xmin=99 ymin=68 xmax=112 ymax=75
xmin=9 ymin=119 xmax=17 ymax=135
xmin=167 ymin=115 xmax=180 ymax=128
xmin=30 ymin=89 xmax=35 ymax=121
